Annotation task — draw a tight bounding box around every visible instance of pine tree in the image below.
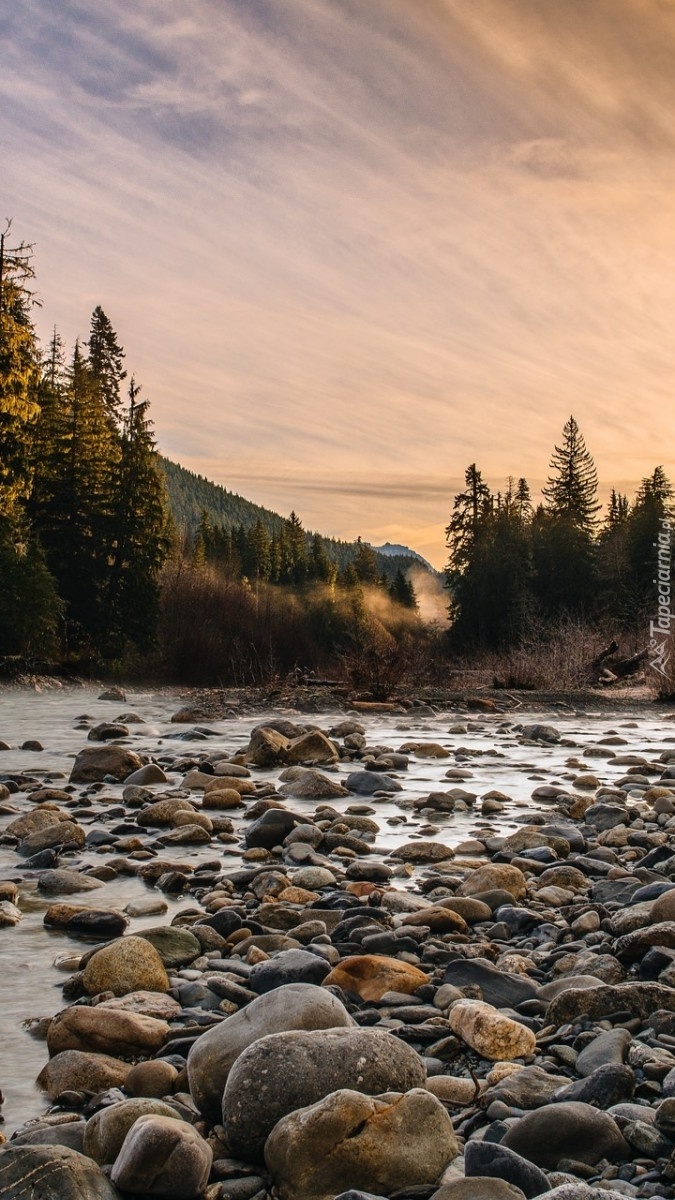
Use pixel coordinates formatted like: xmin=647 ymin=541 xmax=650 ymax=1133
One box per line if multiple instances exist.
xmin=87 ymin=306 xmax=126 ymax=423
xmin=542 ymin=416 xmax=601 ymax=531
xmin=284 ymin=511 xmax=307 ymax=584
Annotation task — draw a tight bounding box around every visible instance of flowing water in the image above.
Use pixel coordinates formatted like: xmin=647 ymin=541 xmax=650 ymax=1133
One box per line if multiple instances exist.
xmin=1 ymin=686 xmax=673 ymax=1134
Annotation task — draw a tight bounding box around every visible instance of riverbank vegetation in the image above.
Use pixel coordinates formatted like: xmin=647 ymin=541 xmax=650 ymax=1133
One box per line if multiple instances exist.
xmin=1 ymin=226 xmax=673 ymax=695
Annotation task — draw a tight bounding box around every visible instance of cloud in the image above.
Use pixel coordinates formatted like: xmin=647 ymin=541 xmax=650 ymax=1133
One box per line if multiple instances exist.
xmin=2 ymin=0 xmax=675 ymax=570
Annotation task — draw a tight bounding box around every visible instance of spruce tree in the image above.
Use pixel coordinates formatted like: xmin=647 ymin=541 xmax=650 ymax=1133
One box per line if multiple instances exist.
xmin=542 ymin=416 xmax=601 ymax=531
xmin=87 ymin=306 xmax=126 ymax=422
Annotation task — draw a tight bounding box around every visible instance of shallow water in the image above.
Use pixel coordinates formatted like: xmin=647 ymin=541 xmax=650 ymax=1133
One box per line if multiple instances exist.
xmin=1 ymin=687 xmax=674 ymax=1134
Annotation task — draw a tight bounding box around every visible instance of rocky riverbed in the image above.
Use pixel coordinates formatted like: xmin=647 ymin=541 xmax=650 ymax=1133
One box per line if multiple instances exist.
xmin=3 ymin=686 xmax=675 ymax=1199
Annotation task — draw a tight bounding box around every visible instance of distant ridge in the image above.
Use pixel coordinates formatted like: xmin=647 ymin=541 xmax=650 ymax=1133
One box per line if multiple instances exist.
xmin=158 ymin=456 xmax=435 ymax=580
xmin=373 ymin=542 xmax=436 ymax=574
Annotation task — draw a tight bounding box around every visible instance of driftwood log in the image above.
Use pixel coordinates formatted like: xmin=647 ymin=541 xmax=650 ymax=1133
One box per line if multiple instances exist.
xmin=584 ymin=641 xmax=649 ymax=685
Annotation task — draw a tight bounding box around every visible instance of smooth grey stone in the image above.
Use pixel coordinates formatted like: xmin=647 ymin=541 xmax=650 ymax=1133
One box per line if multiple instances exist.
xmin=464 ymin=1140 xmax=550 ymax=1198
xmin=575 ymin=1028 xmax=631 ymax=1077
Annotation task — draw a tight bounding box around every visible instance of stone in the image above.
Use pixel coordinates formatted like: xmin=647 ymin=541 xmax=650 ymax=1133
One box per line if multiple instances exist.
xmin=88 ymin=722 xmax=130 ymax=742
xmin=69 ymin=745 xmax=143 ymax=783
xmin=100 ymin=991 xmax=181 ymax=1020
xmin=501 ymin=1101 xmax=630 ymax=1168
xmin=125 ymin=1059 xmax=180 ymax=1098
xmin=546 ymin=981 xmax=675 ymax=1026
xmin=279 ymin=768 xmax=349 ymax=800
xmin=6 ymin=809 xmax=61 ymax=839
xmin=202 ymin=788 xmax=245 ymax=809
xmin=136 ymin=797 xmax=195 ymax=826
xmin=111 ymin=1114 xmax=212 ymax=1198
xmin=65 ymin=909 xmax=128 ymax=939
xmin=439 ymin=897 xmax=493 ymax=923
xmin=137 ymin=926 xmax=202 ymax=968
xmin=456 ymin=865 xmax=527 ymax=901
xmin=485 ymin=1065 xmax=570 ymax=1110
xmin=395 ymin=906 xmax=467 ymax=934
xmin=432 ymin=1182 xmax=526 ymax=1200
xmin=426 ymin=1076 xmax=484 ymax=1104
xmin=18 ymin=820 xmax=85 ymax=856
xmin=518 ymin=723 xmax=560 ymax=743
xmin=552 ymin=1064 xmax=635 ymax=1109
xmin=187 ymin=982 xmax=354 ymax=1121
xmin=248 ymin=948 xmax=331 ymax=992
xmin=245 ymin=808 xmax=302 ymax=849
xmin=83 ymin=1097 xmax=184 ymax=1164
xmin=464 ymin=1141 xmax=550 ymax=1199
xmin=575 ymin=1028 xmax=631 ymax=1077
xmin=449 ymin=1000 xmax=536 ymax=1061
xmin=0 ymin=1144 xmax=119 ymax=1199
xmin=264 ymin=1088 xmax=457 ymax=1200
xmin=82 ymin=936 xmax=170 ymax=996
xmin=285 ymin=730 xmax=338 ymax=764
xmin=346 ymin=771 xmax=402 ymax=795
xmin=223 ymin=1027 xmax=427 ymax=1162
xmin=37 ymin=1050 xmax=131 ymax=1099
xmin=0 ymin=897 xmax=22 ymax=927
xmin=245 ymin=727 xmax=291 ymax=766
xmin=650 ymin=889 xmax=675 ymax=923
xmin=614 ymin=921 xmax=675 ymax=961
xmin=323 ymin=955 xmax=429 ymax=1001
xmin=443 ymin=958 xmax=538 ymax=1009
xmin=123 ymin=764 xmax=168 ymax=786
xmin=390 ymin=842 xmax=455 ymax=863
xmin=47 ymin=1005 xmax=169 ymax=1058
xmin=37 ymin=869 xmax=105 ymax=895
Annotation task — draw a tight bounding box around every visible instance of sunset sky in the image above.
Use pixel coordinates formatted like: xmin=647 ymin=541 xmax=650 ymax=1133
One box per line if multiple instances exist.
xmin=3 ymin=0 xmax=675 ymax=567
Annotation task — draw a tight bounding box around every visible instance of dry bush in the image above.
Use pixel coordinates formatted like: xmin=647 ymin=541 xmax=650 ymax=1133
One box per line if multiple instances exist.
xmin=479 ymin=620 xmax=631 ymax=692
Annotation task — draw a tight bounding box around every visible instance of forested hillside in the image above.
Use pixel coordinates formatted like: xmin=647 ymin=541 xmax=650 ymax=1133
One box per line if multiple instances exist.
xmin=159 ymin=455 xmax=428 ymax=582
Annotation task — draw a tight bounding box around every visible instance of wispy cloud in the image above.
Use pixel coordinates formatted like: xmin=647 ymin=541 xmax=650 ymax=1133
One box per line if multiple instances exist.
xmin=3 ymin=0 xmax=675 ymax=567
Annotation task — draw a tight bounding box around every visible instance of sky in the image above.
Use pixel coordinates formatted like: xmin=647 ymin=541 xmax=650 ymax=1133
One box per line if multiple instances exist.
xmin=3 ymin=0 xmax=675 ymax=568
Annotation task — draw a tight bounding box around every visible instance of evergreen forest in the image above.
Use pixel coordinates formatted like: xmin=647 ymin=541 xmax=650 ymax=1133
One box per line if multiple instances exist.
xmin=0 ymin=225 xmax=672 ymax=692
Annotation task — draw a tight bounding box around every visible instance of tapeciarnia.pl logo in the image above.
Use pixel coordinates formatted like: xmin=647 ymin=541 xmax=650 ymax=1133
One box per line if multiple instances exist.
xmin=650 ymin=518 xmax=673 ymax=680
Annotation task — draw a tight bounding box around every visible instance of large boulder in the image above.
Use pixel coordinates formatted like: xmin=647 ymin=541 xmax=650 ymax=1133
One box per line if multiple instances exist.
xmin=47 ymin=1005 xmax=169 ymax=1058
xmin=222 ymin=1026 xmax=426 ymax=1162
xmin=69 ymin=745 xmax=143 ymax=783
xmin=111 ymin=1114 xmax=212 ymax=1198
xmin=265 ymin=1088 xmax=457 ymax=1200
xmin=82 ymin=936 xmax=170 ymax=997
xmin=0 ymin=1144 xmax=120 ymax=1200
xmin=187 ymin=982 xmax=354 ymax=1121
